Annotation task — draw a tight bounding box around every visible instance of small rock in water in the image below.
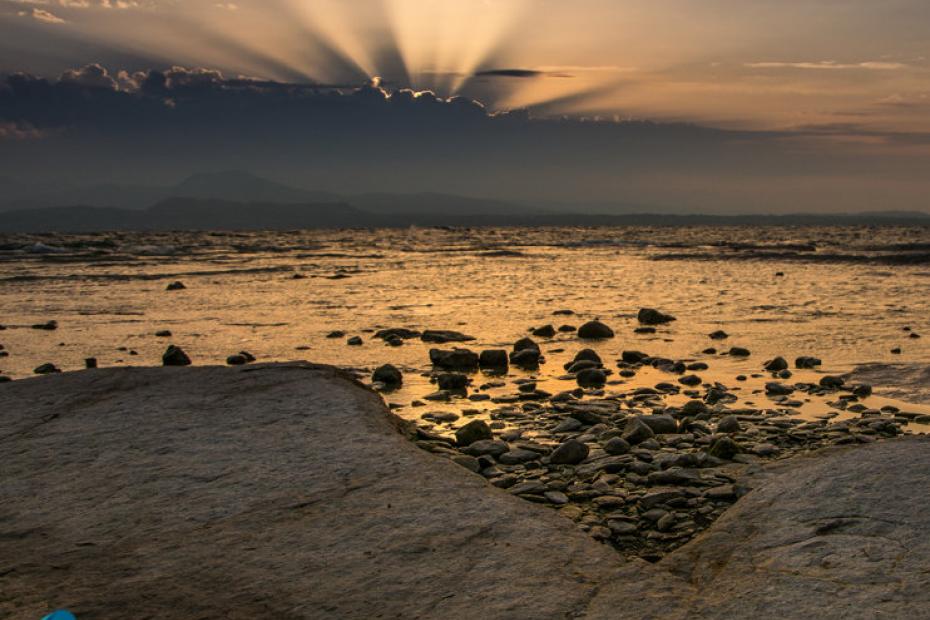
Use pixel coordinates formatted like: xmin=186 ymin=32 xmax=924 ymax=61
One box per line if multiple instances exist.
xmin=165 ymin=281 xmax=186 ymax=291
xmin=430 ymin=348 xmax=480 ymax=370
xmin=155 ymin=330 xmax=172 ymax=338
xmin=638 ymin=414 xmax=678 ymax=435
xmin=819 ymin=376 xmax=845 ymax=389
xmin=513 ymin=337 xmax=540 ymax=353
xmin=891 ymin=347 xmax=902 ymax=355
xmin=638 ymin=308 xmax=676 ymax=325
xmin=728 ymin=347 xmax=751 ymax=357
xmin=709 ymin=330 xmax=729 ymax=340
xmin=621 ymin=350 xmax=650 ymax=364
xmin=558 ymin=325 xmax=577 ymax=332
xmin=421 ymin=330 xmax=476 ymax=344
xmin=372 ymin=364 xmax=403 ymax=387
xmin=531 ymin=324 xmax=556 ymax=338
xmin=326 ymin=331 xmax=346 ymax=339
xmin=576 ymin=368 xmax=607 ymax=387
xmin=795 ymin=356 xmax=822 ymax=369
xmin=84 ymin=357 xmax=97 ymax=369
xmin=549 ymin=439 xmax=590 ymax=465
xmin=679 ymin=374 xmax=703 ymax=387
xmin=227 ymin=354 xmax=249 ymax=366
xmin=34 ymin=363 xmax=61 ymax=375
xmin=764 ymin=356 xmax=788 ymax=372
xmin=347 ymin=336 xmax=363 ymax=346
xmin=32 ymin=320 xmax=58 ymax=331
xmin=577 ymin=321 xmax=615 ymax=339
xmin=510 ymin=349 xmax=541 ymax=369
xmin=437 ymin=373 xmax=469 ymax=391
xmin=765 ymin=382 xmax=794 ymax=395
xmin=162 ymin=345 xmax=191 ymax=367
xmin=479 ymin=349 xmax=509 ymax=370
xmin=455 ymin=419 xmax=493 ymax=447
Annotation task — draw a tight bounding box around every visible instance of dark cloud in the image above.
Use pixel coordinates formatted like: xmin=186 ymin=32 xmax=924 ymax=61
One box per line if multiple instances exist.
xmin=473 ymin=69 xmax=545 ymax=79
xmin=1 ymin=64 xmax=928 ymax=213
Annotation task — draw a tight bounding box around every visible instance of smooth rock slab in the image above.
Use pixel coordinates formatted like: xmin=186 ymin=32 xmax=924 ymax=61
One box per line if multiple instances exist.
xmin=1 ymin=364 xmax=929 ymax=619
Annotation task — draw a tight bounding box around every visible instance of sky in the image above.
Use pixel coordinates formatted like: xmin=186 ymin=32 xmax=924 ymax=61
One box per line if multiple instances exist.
xmin=1 ymin=0 xmax=929 ymax=213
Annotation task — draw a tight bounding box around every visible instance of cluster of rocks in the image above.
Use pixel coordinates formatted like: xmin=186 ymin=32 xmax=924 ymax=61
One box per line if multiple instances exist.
xmin=369 ymin=321 xmax=914 ymax=560
xmin=411 ymin=372 xmax=905 ymax=559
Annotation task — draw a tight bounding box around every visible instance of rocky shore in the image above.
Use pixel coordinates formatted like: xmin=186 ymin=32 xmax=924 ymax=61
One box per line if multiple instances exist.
xmin=367 ymin=318 xmax=915 ymax=560
xmin=1 ymin=363 xmax=928 ymax=619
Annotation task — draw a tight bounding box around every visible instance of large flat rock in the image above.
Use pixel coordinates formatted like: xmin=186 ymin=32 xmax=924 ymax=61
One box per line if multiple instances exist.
xmin=1 ymin=363 xmax=928 ymax=619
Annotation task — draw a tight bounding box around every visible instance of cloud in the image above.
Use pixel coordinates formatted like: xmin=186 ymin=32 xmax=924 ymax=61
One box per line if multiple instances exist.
xmin=474 ymin=69 xmax=546 ymax=79
xmin=18 ymin=7 xmax=65 ymax=22
xmin=746 ymin=61 xmax=906 ymax=71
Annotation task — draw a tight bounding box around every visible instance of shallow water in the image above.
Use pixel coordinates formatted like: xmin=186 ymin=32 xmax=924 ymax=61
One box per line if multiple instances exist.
xmin=2 ymin=226 xmax=930 ymax=431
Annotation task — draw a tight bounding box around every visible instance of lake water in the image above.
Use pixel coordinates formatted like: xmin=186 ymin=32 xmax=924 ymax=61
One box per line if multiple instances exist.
xmin=2 ymin=225 xmax=930 ymax=431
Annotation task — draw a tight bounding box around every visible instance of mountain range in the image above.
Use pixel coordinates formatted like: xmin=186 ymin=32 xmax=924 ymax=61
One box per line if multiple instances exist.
xmin=0 ymin=171 xmax=927 ymax=233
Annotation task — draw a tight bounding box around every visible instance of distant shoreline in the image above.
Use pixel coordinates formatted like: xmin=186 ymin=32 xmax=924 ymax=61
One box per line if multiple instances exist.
xmin=2 ymin=199 xmax=930 ymax=234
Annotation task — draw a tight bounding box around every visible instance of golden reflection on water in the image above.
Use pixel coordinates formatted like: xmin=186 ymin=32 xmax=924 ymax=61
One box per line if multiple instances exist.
xmin=1 ymin=227 xmax=929 ymax=433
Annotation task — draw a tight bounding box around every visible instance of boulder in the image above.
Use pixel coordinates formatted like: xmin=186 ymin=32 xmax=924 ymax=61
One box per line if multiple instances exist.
xmin=372 ymin=364 xmax=403 ymax=386
xmin=162 ymin=345 xmax=191 ymax=367
xmin=430 ymin=348 xmax=480 ymax=370
xmin=638 ymin=308 xmax=676 ymax=325
xmin=455 ymin=419 xmax=493 ymax=446
xmin=577 ymin=321 xmax=615 ymax=339
xmin=549 ymin=439 xmax=590 ymax=465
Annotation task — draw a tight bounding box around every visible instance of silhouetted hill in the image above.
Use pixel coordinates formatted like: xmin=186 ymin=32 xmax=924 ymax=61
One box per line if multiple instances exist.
xmin=170 ymin=171 xmax=340 ymax=204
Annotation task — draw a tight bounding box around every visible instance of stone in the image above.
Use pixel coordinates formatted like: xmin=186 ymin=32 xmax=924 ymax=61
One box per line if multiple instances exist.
xmin=532 ymin=325 xmax=556 ymax=338
xmin=765 ymin=382 xmax=794 ymax=396
xmin=455 ymin=419 xmax=493 ymax=446
xmin=462 ymin=440 xmax=510 ymax=458
xmin=155 ymin=330 xmax=172 ymax=337
xmin=603 ymin=437 xmax=631 ymax=455
xmin=499 ymin=449 xmax=540 ymax=465
xmin=327 ymin=330 xmax=346 ymax=338
xmin=576 ymin=368 xmax=607 ymax=387
xmin=34 ymin=363 xmax=60 ymax=375
xmin=374 ymin=328 xmax=420 ymax=341
xmin=421 ymin=330 xmax=476 ymax=344
xmin=85 ymin=358 xmax=98 ymax=369
xmin=709 ymin=330 xmax=729 ymax=340
xmin=578 ymin=321 xmax=615 ymax=339
xmin=621 ymin=417 xmax=656 ymax=445
xmin=227 ymin=354 xmax=249 ymax=366
xmin=638 ymin=415 xmax=678 ymax=435
xmin=372 ymin=364 xmax=403 ymax=386
xmin=165 ymin=281 xmax=186 ymax=291
xmin=569 ymin=349 xmax=603 ymax=367
xmin=162 ymin=345 xmax=191 ymax=367
xmin=681 ymin=400 xmax=708 ymax=415
xmin=717 ymin=415 xmax=742 ymax=434
xmin=513 ymin=337 xmax=540 ymax=353
xmin=819 ymin=376 xmax=845 ymax=389
xmin=549 ymin=439 xmax=590 ymax=465
xmin=451 ymin=455 xmax=480 ymax=473
xmin=678 ymin=375 xmax=702 ymax=387
xmin=728 ymin=347 xmax=751 ymax=357
xmin=764 ymin=357 xmax=788 ymax=372
xmin=347 ymin=336 xmax=363 ymax=346
xmin=707 ymin=436 xmax=741 ymax=460
xmin=510 ymin=349 xmax=541 ymax=369
xmin=544 ymin=491 xmax=570 ymax=505
xmin=795 ymin=356 xmax=822 ymax=369
xmin=437 ymin=373 xmax=469 ymax=391
xmin=430 ymin=348 xmax=479 ymax=370
xmin=32 ymin=320 xmax=58 ymax=331
xmin=638 ymin=308 xmax=676 ymax=325
xmin=621 ymin=350 xmax=649 ymax=364
xmin=479 ymin=349 xmax=509 ymax=369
